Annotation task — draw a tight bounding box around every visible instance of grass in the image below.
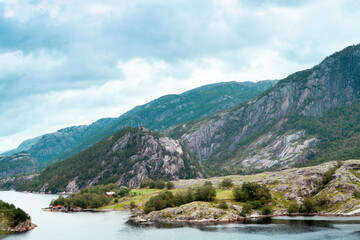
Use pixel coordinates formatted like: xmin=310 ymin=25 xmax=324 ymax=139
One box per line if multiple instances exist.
xmin=215 ymin=189 xmax=234 ymax=200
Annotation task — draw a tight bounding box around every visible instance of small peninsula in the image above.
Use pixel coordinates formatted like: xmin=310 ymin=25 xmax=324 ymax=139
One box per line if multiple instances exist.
xmin=0 ymin=200 xmax=36 ymax=234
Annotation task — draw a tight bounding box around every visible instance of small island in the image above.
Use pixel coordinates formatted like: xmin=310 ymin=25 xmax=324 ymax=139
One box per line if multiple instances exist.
xmin=47 ymin=160 xmax=360 ymax=224
xmin=0 ymin=200 xmax=36 ymax=234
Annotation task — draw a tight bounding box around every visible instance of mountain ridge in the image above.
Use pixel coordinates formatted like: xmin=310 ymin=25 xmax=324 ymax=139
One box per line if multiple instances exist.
xmin=164 ymin=44 xmax=360 ymax=172
xmin=1 ymin=80 xmax=276 ymax=174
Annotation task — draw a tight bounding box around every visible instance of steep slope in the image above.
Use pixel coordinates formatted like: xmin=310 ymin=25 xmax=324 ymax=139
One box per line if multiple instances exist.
xmin=0 ymin=153 xmax=38 ymax=178
xmin=17 ymin=127 xmax=203 ymax=193
xmin=165 ymin=44 xmax=360 ymax=172
xmin=2 ymin=81 xmax=276 ymax=172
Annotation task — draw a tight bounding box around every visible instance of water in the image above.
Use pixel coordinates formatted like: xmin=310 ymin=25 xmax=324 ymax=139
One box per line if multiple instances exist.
xmin=1 ymin=191 xmax=360 ymax=240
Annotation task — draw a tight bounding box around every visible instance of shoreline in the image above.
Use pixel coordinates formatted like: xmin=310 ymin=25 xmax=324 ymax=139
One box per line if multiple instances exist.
xmin=130 ymin=212 xmax=360 ymax=224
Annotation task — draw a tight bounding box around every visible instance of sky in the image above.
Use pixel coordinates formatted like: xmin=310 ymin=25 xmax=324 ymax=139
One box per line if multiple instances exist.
xmin=1 ymin=0 xmax=360 ymax=153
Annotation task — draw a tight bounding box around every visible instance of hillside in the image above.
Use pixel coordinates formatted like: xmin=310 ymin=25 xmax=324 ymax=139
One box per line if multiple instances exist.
xmin=1 ymin=80 xmax=276 ymax=176
xmin=0 ymin=153 xmax=38 ymax=178
xmin=165 ymin=44 xmax=360 ymax=173
xmin=16 ymin=127 xmax=203 ymax=193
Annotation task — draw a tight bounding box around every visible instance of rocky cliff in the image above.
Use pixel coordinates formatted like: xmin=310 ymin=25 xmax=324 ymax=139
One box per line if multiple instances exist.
xmin=165 ymin=44 xmax=360 ymax=171
xmin=17 ymin=127 xmax=203 ymax=193
xmin=1 ymin=81 xmax=276 ymax=178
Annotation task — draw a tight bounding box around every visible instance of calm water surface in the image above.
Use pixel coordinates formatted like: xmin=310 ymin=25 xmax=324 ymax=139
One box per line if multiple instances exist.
xmin=1 ymin=191 xmax=360 ymax=240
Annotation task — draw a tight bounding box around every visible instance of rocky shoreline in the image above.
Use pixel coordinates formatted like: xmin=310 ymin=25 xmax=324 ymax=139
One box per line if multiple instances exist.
xmin=130 ymin=211 xmax=360 ymax=224
xmin=6 ymin=220 xmax=37 ymax=233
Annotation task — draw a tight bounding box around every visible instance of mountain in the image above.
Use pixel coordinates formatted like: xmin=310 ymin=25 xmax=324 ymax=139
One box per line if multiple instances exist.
xmin=0 ymin=153 xmax=38 ymax=178
xmin=1 ymin=80 xmax=276 ymax=169
xmin=2 ymin=136 xmax=42 ymax=156
xmin=16 ymin=127 xmax=203 ymax=193
xmin=165 ymin=44 xmax=360 ymax=173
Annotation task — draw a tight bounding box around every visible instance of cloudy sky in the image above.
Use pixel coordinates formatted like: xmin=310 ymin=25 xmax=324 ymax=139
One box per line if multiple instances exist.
xmin=1 ymin=0 xmax=360 ymax=152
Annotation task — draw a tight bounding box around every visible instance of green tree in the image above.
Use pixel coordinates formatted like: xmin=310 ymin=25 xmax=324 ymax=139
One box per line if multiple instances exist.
xmin=220 ymin=178 xmax=234 ymax=189
xmin=194 ymin=183 xmax=216 ymax=201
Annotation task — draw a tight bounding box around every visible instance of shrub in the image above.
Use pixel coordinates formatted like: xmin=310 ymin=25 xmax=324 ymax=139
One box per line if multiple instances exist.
xmin=300 ymin=198 xmax=316 ymax=213
xmin=155 ymin=180 xmax=166 ymax=189
xmin=217 ymin=201 xmax=228 ymax=209
xmin=252 ymin=200 xmax=262 ymax=209
xmin=194 ymin=183 xmax=216 ymax=201
xmin=233 ymin=182 xmax=271 ymax=202
xmin=354 ymin=190 xmax=360 ymax=199
xmin=166 ymin=181 xmax=175 ymax=189
xmin=262 ymin=206 xmax=272 ymax=215
xmin=140 ymin=178 xmax=155 ymax=189
xmin=220 ymin=178 xmax=234 ymax=189
xmin=204 ymin=181 xmax=213 ymax=186
xmin=53 ymin=195 xmax=65 ymax=206
xmin=287 ymin=202 xmax=300 ymax=214
xmin=114 ymin=199 xmax=118 ymax=203
xmin=240 ymin=202 xmax=253 ymax=217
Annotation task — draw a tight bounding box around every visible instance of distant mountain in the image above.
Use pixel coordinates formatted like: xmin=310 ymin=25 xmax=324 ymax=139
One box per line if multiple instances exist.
xmin=1 ymin=80 xmax=276 ymax=170
xmin=165 ymin=44 xmax=360 ymax=174
xmin=17 ymin=127 xmax=203 ymax=193
xmin=0 ymin=153 xmax=38 ymax=178
xmin=2 ymin=136 xmax=42 ymax=156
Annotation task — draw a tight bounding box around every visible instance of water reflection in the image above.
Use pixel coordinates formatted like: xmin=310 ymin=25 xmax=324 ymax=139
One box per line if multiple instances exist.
xmin=127 ymin=216 xmax=360 ymax=236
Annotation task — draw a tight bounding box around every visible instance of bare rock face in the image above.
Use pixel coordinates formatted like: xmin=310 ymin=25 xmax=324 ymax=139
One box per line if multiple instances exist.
xmin=34 ymin=127 xmax=203 ymax=193
xmin=165 ymin=45 xmax=360 ymax=170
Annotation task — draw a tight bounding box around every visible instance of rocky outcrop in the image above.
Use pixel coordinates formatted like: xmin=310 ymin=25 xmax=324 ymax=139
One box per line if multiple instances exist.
xmin=165 ymin=44 xmax=360 ymax=169
xmin=6 ymin=220 xmax=37 ymax=233
xmin=24 ymin=127 xmax=203 ymax=193
xmin=133 ymin=202 xmax=243 ymax=223
xmin=0 ymin=153 xmax=39 ymax=178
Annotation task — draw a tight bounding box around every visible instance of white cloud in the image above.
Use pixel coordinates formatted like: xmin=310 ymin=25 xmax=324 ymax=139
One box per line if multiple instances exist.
xmin=1 ymin=0 xmax=360 ymax=152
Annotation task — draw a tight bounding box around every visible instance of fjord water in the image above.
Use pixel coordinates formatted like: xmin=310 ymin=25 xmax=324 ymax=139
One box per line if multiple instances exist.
xmin=1 ymin=191 xmax=360 ymax=240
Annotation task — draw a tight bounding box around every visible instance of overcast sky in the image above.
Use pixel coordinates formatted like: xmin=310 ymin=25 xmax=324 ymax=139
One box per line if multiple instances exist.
xmin=1 ymin=0 xmax=360 ymax=152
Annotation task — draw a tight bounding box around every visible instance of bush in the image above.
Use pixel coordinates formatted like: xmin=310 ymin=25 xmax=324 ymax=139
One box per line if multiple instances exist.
xmin=262 ymin=206 xmax=272 ymax=215
xmin=166 ymin=181 xmax=175 ymax=189
xmin=354 ymin=190 xmax=360 ymax=199
xmin=252 ymin=200 xmax=262 ymax=209
xmin=220 ymin=178 xmax=234 ymax=189
xmin=53 ymin=195 xmax=65 ymax=206
xmin=140 ymin=178 xmax=155 ymax=189
xmin=217 ymin=201 xmax=228 ymax=209
xmin=204 ymin=181 xmax=213 ymax=186
xmin=114 ymin=199 xmax=118 ymax=203
xmin=155 ymin=180 xmax=166 ymax=189
xmin=300 ymin=198 xmax=316 ymax=213
xmin=240 ymin=202 xmax=253 ymax=217
xmin=194 ymin=183 xmax=216 ymax=201
xmin=287 ymin=202 xmax=300 ymax=214
xmin=233 ymin=182 xmax=271 ymax=202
